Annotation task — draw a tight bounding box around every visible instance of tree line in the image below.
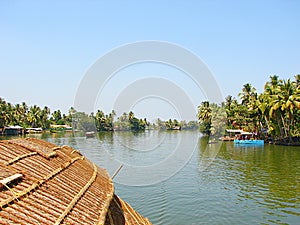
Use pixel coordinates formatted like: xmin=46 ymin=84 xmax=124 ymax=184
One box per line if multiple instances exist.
xmin=0 ymin=99 xmax=72 ymax=129
xmin=0 ymin=98 xmax=198 ymax=132
xmin=2 ymin=74 xmax=299 ymax=141
xmin=197 ymin=75 xmax=300 ymax=143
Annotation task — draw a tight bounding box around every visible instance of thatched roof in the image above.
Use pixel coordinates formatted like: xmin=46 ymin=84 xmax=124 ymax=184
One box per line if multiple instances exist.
xmin=0 ymin=138 xmax=152 ymax=225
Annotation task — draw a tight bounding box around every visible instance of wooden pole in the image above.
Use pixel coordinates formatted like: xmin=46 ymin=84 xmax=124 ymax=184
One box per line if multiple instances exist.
xmin=111 ymin=164 xmax=123 ymax=180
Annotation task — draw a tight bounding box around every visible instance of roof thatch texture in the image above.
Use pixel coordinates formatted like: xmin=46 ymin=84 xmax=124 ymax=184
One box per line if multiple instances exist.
xmin=0 ymin=138 xmax=152 ymax=225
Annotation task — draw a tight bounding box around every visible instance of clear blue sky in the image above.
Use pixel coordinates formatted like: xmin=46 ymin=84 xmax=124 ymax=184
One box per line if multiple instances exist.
xmin=1 ymin=1 xmax=299 ymax=120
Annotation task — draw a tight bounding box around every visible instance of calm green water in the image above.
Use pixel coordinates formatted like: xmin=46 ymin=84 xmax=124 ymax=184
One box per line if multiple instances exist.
xmin=3 ymin=131 xmax=300 ymax=224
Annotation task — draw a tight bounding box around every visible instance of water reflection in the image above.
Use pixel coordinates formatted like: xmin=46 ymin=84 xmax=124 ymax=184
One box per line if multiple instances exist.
xmin=199 ymin=139 xmax=300 ymax=224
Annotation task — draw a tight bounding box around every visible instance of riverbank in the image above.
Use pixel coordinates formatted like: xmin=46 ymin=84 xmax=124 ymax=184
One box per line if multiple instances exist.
xmin=268 ymin=136 xmax=300 ymax=146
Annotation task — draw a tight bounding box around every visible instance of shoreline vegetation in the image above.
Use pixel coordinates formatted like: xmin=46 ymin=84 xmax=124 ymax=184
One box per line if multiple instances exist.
xmin=0 ymin=100 xmax=199 ymax=134
xmin=197 ymin=75 xmax=300 ymax=145
xmin=1 ymin=75 xmax=300 ymax=145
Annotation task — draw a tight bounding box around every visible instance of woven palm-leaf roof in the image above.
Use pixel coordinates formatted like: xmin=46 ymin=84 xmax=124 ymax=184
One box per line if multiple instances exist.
xmin=0 ymin=138 xmax=152 ymax=225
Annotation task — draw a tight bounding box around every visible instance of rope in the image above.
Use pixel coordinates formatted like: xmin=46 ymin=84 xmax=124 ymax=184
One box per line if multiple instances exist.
xmin=2 ymin=183 xmax=20 ymax=203
xmin=52 ymin=146 xmax=62 ymax=151
xmin=0 ymin=156 xmax=83 ymax=209
xmin=97 ymin=188 xmax=114 ymax=225
xmin=5 ymin=152 xmax=38 ymax=165
xmin=54 ymin=162 xmax=98 ymax=225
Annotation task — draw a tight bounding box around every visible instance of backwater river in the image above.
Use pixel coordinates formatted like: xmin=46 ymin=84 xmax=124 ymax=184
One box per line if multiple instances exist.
xmin=4 ymin=130 xmax=300 ymax=224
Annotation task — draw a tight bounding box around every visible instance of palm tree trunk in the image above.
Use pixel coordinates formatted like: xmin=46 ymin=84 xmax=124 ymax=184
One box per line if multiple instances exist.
xmin=264 ymin=115 xmax=270 ymax=130
xmin=288 ymin=112 xmax=293 ymax=143
xmin=276 ymin=113 xmax=284 ymax=139
xmin=280 ymin=114 xmax=288 ymax=138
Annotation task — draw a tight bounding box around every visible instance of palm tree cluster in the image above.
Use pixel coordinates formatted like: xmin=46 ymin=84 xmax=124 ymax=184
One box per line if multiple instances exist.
xmin=94 ymin=110 xmax=115 ymax=131
xmin=0 ymin=98 xmax=72 ymax=129
xmin=198 ymin=75 xmax=300 ymax=143
xmin=0 ymin=98 xmax=198 ymax=133
xmin=197 ymin=101 xmax=226 ymax=136
xmin=113 ymin=111 xmax=148 ymax=131
xmin=154 ymin=118 xmax=199 ymax=130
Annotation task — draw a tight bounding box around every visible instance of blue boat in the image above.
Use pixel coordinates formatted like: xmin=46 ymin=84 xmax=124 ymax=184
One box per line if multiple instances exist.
xmin=234 ymin=139 xmax=264 ymax=145
xmin=234 ymin=131 xmax=264 ymax=145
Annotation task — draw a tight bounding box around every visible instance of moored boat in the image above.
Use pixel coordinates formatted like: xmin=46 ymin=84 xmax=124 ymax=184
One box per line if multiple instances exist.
xmin=219 ymin=129 xmax=244 ymax=141
xmin=234 ymin=139 xmax=264 ymax=145
xmin=234 ymin=131 xmax=264 ymax=145
xmin=3 ymin=125 xmax=23 ymax=135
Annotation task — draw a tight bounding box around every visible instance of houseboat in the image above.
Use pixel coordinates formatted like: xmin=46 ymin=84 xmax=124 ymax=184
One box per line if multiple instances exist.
xmin=0 ymin=138 xmax=152 ymax=224
xmin=3 ymin=125 xmax=23 ymax=135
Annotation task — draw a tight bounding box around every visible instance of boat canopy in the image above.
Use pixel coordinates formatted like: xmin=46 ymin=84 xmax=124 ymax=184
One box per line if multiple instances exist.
xmin=240 ymin=132 xmax=253 ymax=135
xmin=225 ymin=129 xmax=244 ymax=133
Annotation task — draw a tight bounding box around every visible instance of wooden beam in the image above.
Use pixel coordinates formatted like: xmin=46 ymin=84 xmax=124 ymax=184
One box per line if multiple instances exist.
xmin=0 ymin=173 xmax=23 ymax=189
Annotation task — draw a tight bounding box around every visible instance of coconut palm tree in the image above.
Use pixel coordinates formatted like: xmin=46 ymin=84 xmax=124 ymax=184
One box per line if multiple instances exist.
xmin=264 ymin=76 xmax=300 ymax=142
xmin=27 ymin=105 xmax=42 ymax=128
xmin=257 ymin=93 xmax=271 ymax=131
xmin=95 ymin=110 xmax=105 ymax=131
xmin=276 ymin=79 xmax=300 ymax=141
xmin=225 ymin=95 xmax=240 ymax=128
xmin=40 ymin=106 xmax=51 ymax=129
xmin=294 ymin=74 xmax=300 ymax=86
xmin=237 ymin=84 xmax=260 ymax=131
xmin=262 ymin=76 xmax=285 ymax=139
xmin=0 ymin=98 xmax=8 ymax=128
xmin=165 ymin=119 xmax=173 ymax=130
xmin=197 ymin=101 xmax=212 ymax=135
xmin=5 ymin=102 xmax=14 ymax=125
xmin=51 ymin=110 xmax=64 ymax=125
xmin=238 ymin=83 xmax=257 ymax=106
xmin=20 ymin=102 xmax=28 ymax=126
xmin=198 ymin=101 xmax=211 ymax=123
xmin=128 ymin=111 xmax=134 ymax=122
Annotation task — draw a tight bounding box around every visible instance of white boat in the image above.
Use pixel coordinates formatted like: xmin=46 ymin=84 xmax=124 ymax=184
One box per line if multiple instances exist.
xmin=220 ymin=129 xmax=244 ymax=141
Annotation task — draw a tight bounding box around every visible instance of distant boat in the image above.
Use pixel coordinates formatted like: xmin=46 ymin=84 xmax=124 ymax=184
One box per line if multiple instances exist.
xmin=86 ymin=131 xmax=95 ymax=138
xmin=26 ymin=127 xmax=43 ymax=134
xmin=167 ymin=126 xmax=181 ymax=131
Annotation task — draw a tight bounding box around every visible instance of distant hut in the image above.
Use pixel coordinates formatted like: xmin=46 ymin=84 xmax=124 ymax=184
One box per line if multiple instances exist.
xmin=0 ymin=138 xmax=152 ymax=225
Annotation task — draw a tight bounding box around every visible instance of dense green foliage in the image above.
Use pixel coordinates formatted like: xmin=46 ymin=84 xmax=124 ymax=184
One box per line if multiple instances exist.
xmin=0 ymin=98 xmax=197 ymax=132
xmin=113 ymin=111 xmax=148 ymax=131
xmin=197 ymin=75 xmax=300 ymax=143
xmin=154 ymin=118 xmax=198 ymax=130
xmin=3 ymin=75 xmax=298 ymax=141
